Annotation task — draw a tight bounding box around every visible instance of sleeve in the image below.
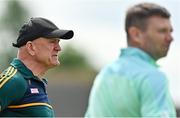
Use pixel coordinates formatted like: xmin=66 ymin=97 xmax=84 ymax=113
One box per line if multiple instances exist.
xmin=140 ymin=70 xmax=176 ymax=117
xmin=0 ymin=69 xmax=27 ymax=112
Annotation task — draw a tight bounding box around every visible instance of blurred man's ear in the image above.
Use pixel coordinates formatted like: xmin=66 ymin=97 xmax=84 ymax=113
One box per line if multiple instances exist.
xmin=128 ymin=26 xmax=143 ymax=44
xmin=26 ymin=41 xmax=35 ymax=56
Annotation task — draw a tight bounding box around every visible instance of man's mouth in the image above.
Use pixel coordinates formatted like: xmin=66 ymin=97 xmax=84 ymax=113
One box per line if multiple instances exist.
xmin=52 ymin=55 xmax=58 ymax=57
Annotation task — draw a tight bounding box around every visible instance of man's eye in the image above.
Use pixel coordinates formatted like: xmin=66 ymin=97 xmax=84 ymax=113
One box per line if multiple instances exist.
xmin=158 ymin=29 xmax=166 ymax=33
xmin=49 ymin=41 xmax=55 ymax=43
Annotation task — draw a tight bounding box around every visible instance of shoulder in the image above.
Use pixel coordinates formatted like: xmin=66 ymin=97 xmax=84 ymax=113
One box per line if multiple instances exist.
xmin=0 ymin=66 xmax=27 ymax=90
xmin=0 ymin=66 xmax=28 ymax=111
xmin=140 ymin=69 xmax=168 ymax=92
xmin=145 ymin=69 xmax=167 ymax=81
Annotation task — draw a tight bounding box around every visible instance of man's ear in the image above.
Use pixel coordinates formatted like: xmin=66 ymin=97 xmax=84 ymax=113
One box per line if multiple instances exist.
xmin=128 ymin=26 xmax=143 ymax=43
xmin=25 ymin=41 xmax=35 ymax=56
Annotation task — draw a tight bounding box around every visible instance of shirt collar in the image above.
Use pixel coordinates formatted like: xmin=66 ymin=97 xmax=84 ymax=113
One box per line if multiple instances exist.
xmin=120 ymin=47 xmax=159 ymax=67
xmin=10 ymin=58 xmax=36 ymax=79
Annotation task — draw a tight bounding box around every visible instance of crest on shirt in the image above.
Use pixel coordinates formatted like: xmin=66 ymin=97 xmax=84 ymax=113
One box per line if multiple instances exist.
xmin=30 ymin=88 xmax=39 ymax=93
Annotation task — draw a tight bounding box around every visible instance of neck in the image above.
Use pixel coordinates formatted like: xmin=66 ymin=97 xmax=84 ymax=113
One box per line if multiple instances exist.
xmin=18 ymin=57 xmax=48 ymax=78
xmin=127 ymin=45 xmax=159 ymax=61
xmin=17 ymin=48 xmax=50 ymax=79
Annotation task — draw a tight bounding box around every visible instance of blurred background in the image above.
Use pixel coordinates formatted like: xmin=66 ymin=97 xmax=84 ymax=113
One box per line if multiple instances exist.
xmin=0 ymin=0 xmax=179 ymax=117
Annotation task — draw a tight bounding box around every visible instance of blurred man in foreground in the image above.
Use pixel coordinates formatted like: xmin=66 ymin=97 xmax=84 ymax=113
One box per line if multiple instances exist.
xmin=86 ymin=2 xmax=176 ymax=117
xmin=0 ymin=17 xmax=73 ymax=117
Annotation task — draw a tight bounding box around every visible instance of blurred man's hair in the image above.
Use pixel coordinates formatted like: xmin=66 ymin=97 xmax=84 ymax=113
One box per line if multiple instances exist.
xmin=125 ymin=2 xmax=170 ymax=39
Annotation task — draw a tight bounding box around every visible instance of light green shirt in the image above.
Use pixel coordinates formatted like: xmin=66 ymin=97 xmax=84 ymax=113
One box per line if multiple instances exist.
xmin=85 ymin=47 xmax=176 ymax=117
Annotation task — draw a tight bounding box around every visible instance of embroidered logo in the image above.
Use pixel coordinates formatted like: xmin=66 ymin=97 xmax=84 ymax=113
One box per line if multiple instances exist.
xmin=30 ymin=88 xmax=39 ymax=94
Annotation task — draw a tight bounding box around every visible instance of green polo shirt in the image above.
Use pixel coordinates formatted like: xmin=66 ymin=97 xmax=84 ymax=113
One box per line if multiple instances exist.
xmin=85 ymin=47 xmax=176 ymax=117
xmin=0 ymin=58 xmax=54 ymax=117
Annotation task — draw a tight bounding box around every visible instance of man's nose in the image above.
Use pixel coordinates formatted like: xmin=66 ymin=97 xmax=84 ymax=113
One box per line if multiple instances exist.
xmin=55 ymin=43 xmax=61 ymax=51
xmin=166 ymin=33 xmax=173 ymax=43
